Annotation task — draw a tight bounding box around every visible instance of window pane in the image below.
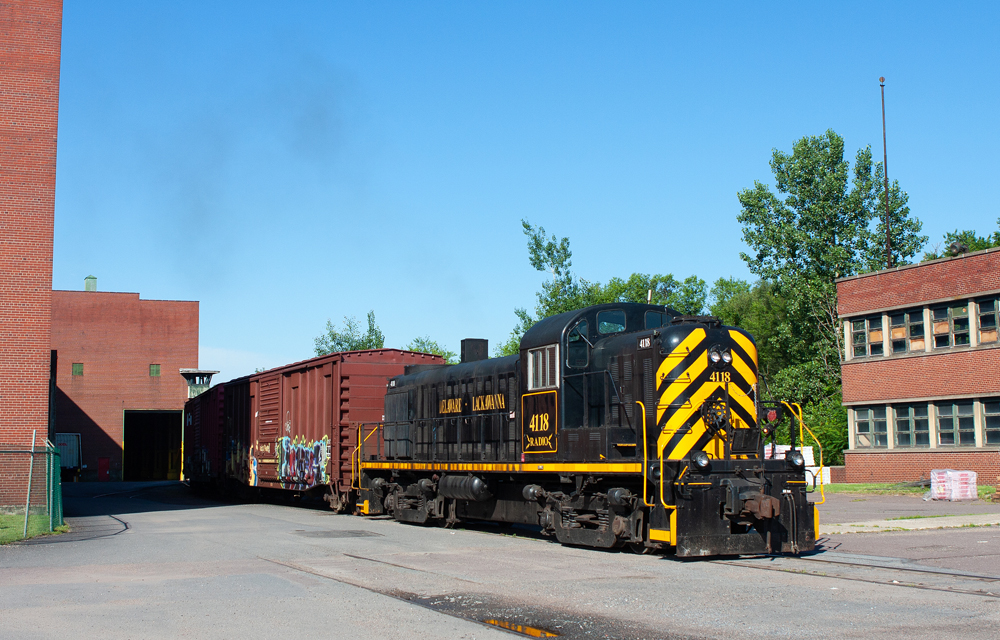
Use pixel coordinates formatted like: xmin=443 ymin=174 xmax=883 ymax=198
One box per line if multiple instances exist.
xmin=870 ymin=343 xmax=884 ymax=356
xmin=980 ymin=299 xmax=996 ymax=313
xmin=939 ymin=432 xmax=955 ymax=445
xmin=915 ymin=431 xmax=930 ymax=446
xmin=914 ymin=405 xmax=928 ymax=418
xmin=597 ymin=310 xmax=626 ymax=334
xmin=933 ymin=307 xmax=948 ymax=321
xmin=909 ymin=322 xmax=924 ymax=338
xmin=935 ymin=335 xmax=950 ymax=348
xmin=644 ymin=311 xmax=665 ymax=329
xmin=954 ymin=317 xmax=969 ymax=332
xmin=955 ymin=333 xmax=971 ymax=346
xmin=853 ymin=320 xmax=866 ymax=331
xmin=985 ymin=402 xmax=1000 ymax=415
xmin=981 ymin=315 xmax=997 ymax=329
xmin=953 ymin=304 xmax=968 ymax=317
xmin=937 ymin=404 xmax=953 ymax=417
xmin=957 ymin=403 xmax=974 ymax=416
xmin=889 ymin=313 xmax=904 ymax=327
xmin=873 ymin=407 xmax=887 ymax=419
xmin=71 ymin=363 xmax=83 ymax=376
xmin=892 ymin=340 xmax=906 ymax=353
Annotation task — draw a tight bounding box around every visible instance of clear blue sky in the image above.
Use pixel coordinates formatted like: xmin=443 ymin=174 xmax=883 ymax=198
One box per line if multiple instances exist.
xmin=53 ymin=1 xmax=1000 ymax=383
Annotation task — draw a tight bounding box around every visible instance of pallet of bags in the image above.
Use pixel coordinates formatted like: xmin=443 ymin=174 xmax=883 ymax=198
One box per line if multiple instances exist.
xmin=930 ymin=469 xmax=978 ymax=501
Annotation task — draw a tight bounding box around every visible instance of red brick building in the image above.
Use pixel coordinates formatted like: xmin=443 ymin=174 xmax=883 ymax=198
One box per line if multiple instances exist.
xmin=0 ymin=1 xmax=63 ymax=506
xmin=51 ymin=282 xmax=204 ymax=481
xmin=837 ymin=248 xmax=1000 ymax=483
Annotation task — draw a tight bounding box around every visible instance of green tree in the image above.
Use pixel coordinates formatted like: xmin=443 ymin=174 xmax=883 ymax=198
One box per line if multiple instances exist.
xmin=923 ymin=219 xmax=1000 ymax=260
xmin=736 ymin=130 xmax=925 ymax=464
xmin=406 ymin=336 xmax=459 ymax=364
xmin=496 ymin=220 xmax=706 ymax=356
xmin=738 ymin=130 xmax=926 ymax=388
xmin=314 ymin=310 xmax=385 ymax=355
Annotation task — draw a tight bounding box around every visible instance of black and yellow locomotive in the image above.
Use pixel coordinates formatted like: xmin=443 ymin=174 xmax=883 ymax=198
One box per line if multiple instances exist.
xmin=355 ymin=303 xmax=817 ymax=556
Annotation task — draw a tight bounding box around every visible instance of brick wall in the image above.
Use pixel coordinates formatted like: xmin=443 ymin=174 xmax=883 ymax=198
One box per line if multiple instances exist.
xmin=844 ymin=450 xmax=1000 ymax=484
xmin=0 ymin=0 xmax=63 ymax=507
xmin=837 ymin=249 xmax=1000 ymax=316
xmin=51 ymin=291 xmax=199 ymax=477
xmin=842 ymin=347 xmax=1000 ymax=404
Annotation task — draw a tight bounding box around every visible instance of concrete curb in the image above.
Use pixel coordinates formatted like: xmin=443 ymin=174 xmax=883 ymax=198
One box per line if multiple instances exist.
xmin=821 ymin=513 xmax=1000 ymax=535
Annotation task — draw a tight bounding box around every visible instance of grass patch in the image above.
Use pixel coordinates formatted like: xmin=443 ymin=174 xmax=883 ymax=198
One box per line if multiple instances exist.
xmin=0 ymin=514 xmax=67 ymax=545
xmin=825 ymin=484 xmax=998 ymax=501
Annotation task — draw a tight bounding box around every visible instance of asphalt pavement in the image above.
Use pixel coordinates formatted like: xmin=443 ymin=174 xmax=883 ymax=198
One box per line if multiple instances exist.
xmin=2 ymin=482 xmax=999 ymax=640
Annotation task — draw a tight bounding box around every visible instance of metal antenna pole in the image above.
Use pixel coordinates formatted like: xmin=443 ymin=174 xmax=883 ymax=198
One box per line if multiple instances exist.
xmin=880 ymin=77 xmax=891 ymax=269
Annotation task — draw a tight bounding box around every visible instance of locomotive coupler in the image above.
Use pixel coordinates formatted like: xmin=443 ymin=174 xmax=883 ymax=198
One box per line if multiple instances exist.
xmin=720 ymin=478 xmax=780 ymax=520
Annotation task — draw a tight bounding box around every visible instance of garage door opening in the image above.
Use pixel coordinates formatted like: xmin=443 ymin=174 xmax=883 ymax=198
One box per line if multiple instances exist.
xmin=124 ymin=411 xmax=182 ymax=481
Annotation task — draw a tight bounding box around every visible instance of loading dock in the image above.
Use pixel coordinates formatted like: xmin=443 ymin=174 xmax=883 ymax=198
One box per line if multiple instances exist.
xmin=123 ymin=410 xmax=182 ymax=481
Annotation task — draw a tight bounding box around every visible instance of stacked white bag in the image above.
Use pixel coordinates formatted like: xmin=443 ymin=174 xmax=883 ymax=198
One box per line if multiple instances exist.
xmin=930 ymin=469 xmax=978 ymax=501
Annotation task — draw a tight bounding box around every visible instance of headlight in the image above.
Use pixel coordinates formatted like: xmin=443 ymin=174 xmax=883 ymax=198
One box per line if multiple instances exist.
xmin=708 ymin=348 xmax=722 ymax=363
xmin=721 ymin=349 xmax=732 ymax=364
xmin=786 ymin=450 xmax=805 ymax=470
xmin=691 ymin=451 xmax=711 ymax=471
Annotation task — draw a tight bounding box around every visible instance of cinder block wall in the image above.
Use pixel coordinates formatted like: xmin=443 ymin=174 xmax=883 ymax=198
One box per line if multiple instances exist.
xmin=0 ymin=0 xmax=63 ymax=506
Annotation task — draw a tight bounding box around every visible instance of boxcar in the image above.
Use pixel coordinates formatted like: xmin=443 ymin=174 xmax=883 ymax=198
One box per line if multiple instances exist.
xmin=185 ymin=349 xmax=444 ymax=508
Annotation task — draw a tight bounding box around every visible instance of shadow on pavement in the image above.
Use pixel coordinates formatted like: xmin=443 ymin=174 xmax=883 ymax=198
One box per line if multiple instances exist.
xmin=62 ymin=481 xmax=224 ymax=518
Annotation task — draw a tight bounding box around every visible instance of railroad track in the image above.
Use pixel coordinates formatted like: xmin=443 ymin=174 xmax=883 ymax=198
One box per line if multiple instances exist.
xmin=712 ymin=550 xmax=1000 ymax=598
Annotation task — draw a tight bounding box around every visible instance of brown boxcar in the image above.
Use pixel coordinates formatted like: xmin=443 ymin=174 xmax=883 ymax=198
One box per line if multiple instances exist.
xmin=221 ymin=350 xmax=444 ymax=508
xmin=183 ymin=383 xmax=225 ymax=486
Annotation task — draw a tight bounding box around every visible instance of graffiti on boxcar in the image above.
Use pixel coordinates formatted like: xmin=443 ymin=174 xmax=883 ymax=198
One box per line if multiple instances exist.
xmin=227 ymin=439 xmax=251 ymax=485
xmin=276 ymin=435 xmax=330 ymax=489
xmin=248 ymin=445 xmax=258 ymax=487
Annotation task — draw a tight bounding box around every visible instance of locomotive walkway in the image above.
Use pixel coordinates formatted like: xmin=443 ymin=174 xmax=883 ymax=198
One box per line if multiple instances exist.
xmin=2 ymin=482 xmax=999 ymax=639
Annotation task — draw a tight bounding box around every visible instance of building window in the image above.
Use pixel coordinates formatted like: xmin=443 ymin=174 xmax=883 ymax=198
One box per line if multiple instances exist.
xmin=527 ymin=345 xmax=558 ymax=390
xmin=71 ymin=363 xmax=83 ymax=376
xmin=978 ymin=297 xmax=998 ymax=344
xmin=937 ymin=401 xmax=975 ymax=446
xmin=851 ymin=316 xmax=883 ymax=358
xmin=984 ymin=400 xmax=1000 ymax=445
xmin=888 ymin=309 xmax=925 ymax=354
xmin=932 ymin=303 xmax=970 ymax=349
xmin=149 ymin=364 xmax=161 ymax=377
xmin=854 ymin=406 xmax=887 ymax=448
xmin=894 ymin=404 xmax=929 ymax=447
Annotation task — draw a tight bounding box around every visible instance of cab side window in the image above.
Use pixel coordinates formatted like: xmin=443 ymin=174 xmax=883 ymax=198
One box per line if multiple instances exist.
xmin=597 ymin=310 xmax=626 ymax=334
xmin=566 ymin=320 xmax=589 ymax=368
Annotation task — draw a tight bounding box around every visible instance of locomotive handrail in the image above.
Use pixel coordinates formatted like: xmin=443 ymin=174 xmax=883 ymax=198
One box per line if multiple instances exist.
xmin=351 ymin=422 xmax=383 ymax=491
xmin=636 ymin=400 xmax=654 ymax=507
xmin=781 ymin=402 xmax=826 ymax=505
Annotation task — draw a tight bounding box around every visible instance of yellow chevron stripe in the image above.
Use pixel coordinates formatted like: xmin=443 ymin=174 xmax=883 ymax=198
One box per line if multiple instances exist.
xmin=657 ymin=380 xmax=721 ymax=456
xmin=656 ymin=328 xmax=706 ymax=381
xmin=668 ymin=416 xmax=711 ymax=460
xmin=730 ymin=351 xmax=757 ymax=387
xmin=656 ymin=352 xmax=708 ymax=424
xmin=729 ymin=329 xmax=757 ymax=365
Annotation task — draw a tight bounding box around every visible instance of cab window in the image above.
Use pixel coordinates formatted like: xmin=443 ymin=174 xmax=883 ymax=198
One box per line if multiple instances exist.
xmin=597 ymin=309 xmax=626 ymax=334
xmin=645 ymin=311 xmax=669 ymax=329
xmin=566 ymin=320 xmax=589 ymax=368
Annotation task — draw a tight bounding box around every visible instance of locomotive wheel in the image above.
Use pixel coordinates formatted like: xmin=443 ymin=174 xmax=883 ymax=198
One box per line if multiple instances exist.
xmin=629 ymin=542 xmax=653 ymax=555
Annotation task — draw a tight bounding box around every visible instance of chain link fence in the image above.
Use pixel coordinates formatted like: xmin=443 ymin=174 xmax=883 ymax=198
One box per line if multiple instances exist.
xmin=1 ymin=435 xmax=64 ymax=544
